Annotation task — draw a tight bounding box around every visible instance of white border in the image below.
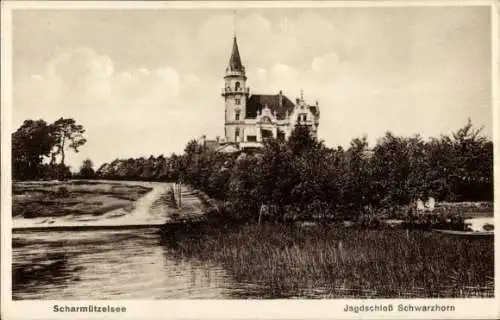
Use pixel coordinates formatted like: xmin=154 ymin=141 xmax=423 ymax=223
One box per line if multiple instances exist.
xmin=1 ymin=0 xmax=497 ymax=9
xmin=1 ymin=1 xmax=499 ymax=320
xmin=1 ymin=2 xmax=14 ymax=319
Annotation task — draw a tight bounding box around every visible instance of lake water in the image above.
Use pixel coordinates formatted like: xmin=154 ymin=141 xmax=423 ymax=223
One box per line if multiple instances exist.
xmin=12 ymin=181 xmax=243 ymax=299
xmin=13 ymin=228 xmax=239 ymax=299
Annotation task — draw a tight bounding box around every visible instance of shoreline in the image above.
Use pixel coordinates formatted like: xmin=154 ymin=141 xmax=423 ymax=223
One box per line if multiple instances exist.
xmin=11 ymin=179 xmax=494 ymax=299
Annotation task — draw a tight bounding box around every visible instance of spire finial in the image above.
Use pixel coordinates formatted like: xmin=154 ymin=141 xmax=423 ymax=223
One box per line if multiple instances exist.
xmin=300 ymin=89 xmax=304 ymax=100
xmin=233 ymin=9 xmax=237 ymax=38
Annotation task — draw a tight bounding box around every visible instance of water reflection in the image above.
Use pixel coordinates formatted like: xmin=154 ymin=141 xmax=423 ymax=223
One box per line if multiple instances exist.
xmin=12 ymin=229 xmax=235 ymax=299
xmin=13 ymin=252 xmax=74 ymax=289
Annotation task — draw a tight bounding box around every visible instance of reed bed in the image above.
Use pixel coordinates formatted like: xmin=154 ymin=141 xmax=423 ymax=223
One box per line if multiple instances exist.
xmin=163 ymin=223 xmax=494 ymax=298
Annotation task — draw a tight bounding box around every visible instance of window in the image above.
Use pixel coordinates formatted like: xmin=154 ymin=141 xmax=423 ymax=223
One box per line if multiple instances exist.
xmin=261 ymin=129 xmax=273 ymax=139
xmin=247 ymin=135 xmax=257 ymax=142
xmin=235 ymin=98 xmax=241 ymax=105
xmin=235 ymin=111 xmax=240 ymax=120
xmin=235 ymin=82 xmax=241 ymax=91
xmin=277 ymin=130 xmax=285 ymax=141
xmin=235 ymin=128 xmax=240 ymax=141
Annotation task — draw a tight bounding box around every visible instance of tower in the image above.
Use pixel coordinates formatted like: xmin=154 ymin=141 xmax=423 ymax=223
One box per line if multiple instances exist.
xmin=222 ymin=36 xmax=249 ymax=143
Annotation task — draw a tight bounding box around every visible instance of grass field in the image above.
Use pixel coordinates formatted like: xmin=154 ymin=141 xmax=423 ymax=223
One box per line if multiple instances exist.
xmin=163 ymin=222 xmax=494 ymax=298
xmin=12 ymin=180 xmax=153 ymax=218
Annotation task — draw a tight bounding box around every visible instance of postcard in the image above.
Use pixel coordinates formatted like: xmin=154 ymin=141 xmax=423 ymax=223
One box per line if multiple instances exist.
xmin=1 ymin=1 xmax=498 ymax=319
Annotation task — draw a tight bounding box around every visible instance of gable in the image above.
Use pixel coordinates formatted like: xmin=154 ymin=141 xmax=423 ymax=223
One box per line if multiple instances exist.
xmin=216 ymin=144 xmax=240 ymax=154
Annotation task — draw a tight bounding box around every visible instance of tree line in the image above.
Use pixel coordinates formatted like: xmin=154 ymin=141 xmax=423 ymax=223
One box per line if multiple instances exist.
xmin=95 ymin=154 xmax=181 ymax=181
xmin=13 ymin=117 xmax=493 ymax=222
xmin=165 ymin=120 xmax=493 ymax=221
xmin=94 ymin=119 xmax=492 ymax=221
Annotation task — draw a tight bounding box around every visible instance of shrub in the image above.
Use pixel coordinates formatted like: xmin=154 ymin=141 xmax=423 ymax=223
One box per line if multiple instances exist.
xmin=54 ymin=186 xmax=70 ymax=198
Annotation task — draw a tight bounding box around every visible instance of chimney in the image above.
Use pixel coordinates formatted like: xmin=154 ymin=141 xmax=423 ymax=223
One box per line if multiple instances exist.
xmin=279 ymin=90 xmax=283 ymax=107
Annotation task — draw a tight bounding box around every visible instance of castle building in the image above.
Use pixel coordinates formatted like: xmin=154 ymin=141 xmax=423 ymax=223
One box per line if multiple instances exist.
xmin=220 ymin=36 xmax=320 ymax=151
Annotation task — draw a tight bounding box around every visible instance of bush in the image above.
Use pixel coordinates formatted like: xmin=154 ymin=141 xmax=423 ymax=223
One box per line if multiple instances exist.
xmin=483 ymin=224 xmax=494 ymax=231
xmin=39 ymin=164 xmax=71 ymax=181
xmin=54 ymin=186 xmax=70 ymax=198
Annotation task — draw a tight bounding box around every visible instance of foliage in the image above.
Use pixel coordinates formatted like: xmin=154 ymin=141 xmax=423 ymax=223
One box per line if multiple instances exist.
xmin=94 ymin=120 xmax=492 ymax=222
xmin=166 ymin=121 xmax=493 ymax=222
xmin=54 ymin=186 xmax=70 ymax=198
xmin=12 ymin=118 xmax=87 ymax=180
xmin=95 ymin=154 xmax=190 ymax=182
xmin=78 ymin=158 xmax=95 ymax=179
xmin=39 ymin=163 xmax=72 ymax=181
xmin=50 ymin=118 xmax=87 ymax=166
xmin=12 ymin=120 xmax=56 ymax=180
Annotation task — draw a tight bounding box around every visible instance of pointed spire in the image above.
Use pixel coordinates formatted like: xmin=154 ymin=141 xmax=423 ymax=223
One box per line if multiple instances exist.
xmin=228 ymin=36 xmax=244 ymax=72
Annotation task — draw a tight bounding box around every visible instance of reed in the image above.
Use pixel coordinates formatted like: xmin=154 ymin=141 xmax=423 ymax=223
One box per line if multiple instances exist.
xmin=164 ymin=223 xmax=494 ymax=298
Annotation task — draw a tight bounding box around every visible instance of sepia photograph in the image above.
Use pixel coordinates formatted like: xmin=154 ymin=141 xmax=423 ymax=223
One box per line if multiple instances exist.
xmin=1 ymin=0 xmax=498 ymax=319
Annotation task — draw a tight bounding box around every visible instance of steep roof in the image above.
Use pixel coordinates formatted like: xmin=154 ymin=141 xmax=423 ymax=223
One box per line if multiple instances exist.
xmin=204 ymin=140 xmax=220 ymax=151
xmin=246 ymin=93 xmax=295 ymax=120
xmin=228 ymin=37 xmax=244 ymax=72
xmin=309 ymin=105 xmax=319 ymax=117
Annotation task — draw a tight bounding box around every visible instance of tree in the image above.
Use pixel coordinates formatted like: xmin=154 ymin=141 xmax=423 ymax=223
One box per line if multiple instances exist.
xmin=425 ymin=136 xmax=455 ymax=201
xmin=50 ymin=118 xmax=87 ymax=166
xmin=448 ymin=118 xmax=492 ymax=201
xmin=79 ymin=159 xmax=95 ymax=179
xmin=287 ymin=127 xmax=330 ymax=218
xmin=338 ymin=136 xmax=371 ymax=215
xmin=12 ymin=119 xmax=56 ymax=180
xmin=287 ymin=125 xmax=322 ymax=155
xmin=369 ymin=132 xmax=431 ymax=208
xmin=257 ymin=139 xmax=295 ymax=215
xmin=227 ymin=154 xmax=261 ymax=220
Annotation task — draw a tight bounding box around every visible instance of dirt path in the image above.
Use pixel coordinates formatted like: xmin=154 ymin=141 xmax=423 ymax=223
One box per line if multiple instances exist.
xmin=172 ymin=186 xmax=210 ymax=220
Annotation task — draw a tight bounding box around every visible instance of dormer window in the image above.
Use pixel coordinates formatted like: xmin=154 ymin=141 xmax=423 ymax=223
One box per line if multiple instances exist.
xmin=235 ymin=111 xmax=240 ymax=120
xmin=297 ymin=114 xmax=307 ymax=122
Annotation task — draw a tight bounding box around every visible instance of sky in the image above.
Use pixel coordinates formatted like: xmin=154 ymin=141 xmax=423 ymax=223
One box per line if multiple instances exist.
xmin=12 ymin=6 xmax=492 ymax=170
